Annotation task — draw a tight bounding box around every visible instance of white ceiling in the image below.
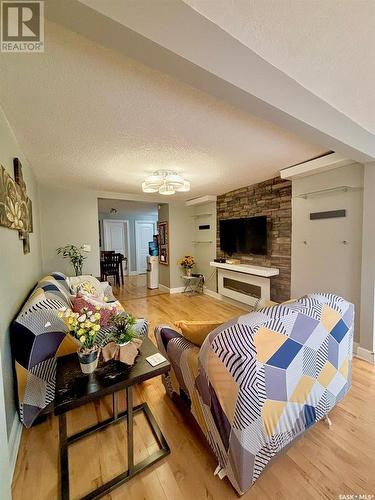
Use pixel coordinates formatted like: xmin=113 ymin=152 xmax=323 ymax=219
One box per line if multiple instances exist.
xmin=184 ymin=0 xmax=375 ymax=135
xmin=98 ymin=198 xmax=158 ymax=217
xmin=0 ymin=20 xmax=326 ymax=199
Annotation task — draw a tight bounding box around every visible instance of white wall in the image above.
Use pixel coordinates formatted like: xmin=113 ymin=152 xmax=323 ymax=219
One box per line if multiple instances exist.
xmin=168 ymin=202 xmax=194 ymax=289
xmin=360 ymin=162 xmax=375 ymax=352
xmin=38 ymin=188 xmax=196 ymax=290
xmin=291 ymin=164 xmax=364 ymax=342
xmin=157 ymin=201 xmax=216 ymax=291
xmin=190 ymin=201 xmax=217 ymax=292
xmin=39 ymin=185 xmax=100 ymax=277
xmin=0 ymin=106 xmax=43 ymax=488
xmin=156 ymin=201 xmax=194 ymax=290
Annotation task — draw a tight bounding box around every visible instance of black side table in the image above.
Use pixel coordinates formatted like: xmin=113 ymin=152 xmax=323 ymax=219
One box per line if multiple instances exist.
xmin=54 ymin=338 xmax=171 ymax=500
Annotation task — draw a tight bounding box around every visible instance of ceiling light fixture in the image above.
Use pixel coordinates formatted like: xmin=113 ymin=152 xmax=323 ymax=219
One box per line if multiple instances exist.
xmin=142 ymin=170 xmax=191 ymax=195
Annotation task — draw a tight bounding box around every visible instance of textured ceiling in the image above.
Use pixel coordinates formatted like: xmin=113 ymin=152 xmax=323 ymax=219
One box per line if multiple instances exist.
xmin=184 ymin=0 xmax=375 ymax=134
xmin=0 ymin=21 xmax=326 ymax=199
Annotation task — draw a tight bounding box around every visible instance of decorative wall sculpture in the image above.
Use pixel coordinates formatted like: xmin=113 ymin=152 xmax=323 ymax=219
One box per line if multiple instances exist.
xmin=0 ymin=158 xmax=33 ymax=253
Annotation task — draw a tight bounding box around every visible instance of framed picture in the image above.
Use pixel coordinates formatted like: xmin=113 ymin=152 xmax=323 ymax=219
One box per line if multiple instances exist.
xmin=158 ymin=221 xmax=169 ymax=265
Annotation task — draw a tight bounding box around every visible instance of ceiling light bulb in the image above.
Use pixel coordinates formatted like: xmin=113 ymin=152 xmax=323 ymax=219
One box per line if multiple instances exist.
xmin=142 ymin=182 xmax=159 ymax=193
xmin=165 ymin=173 xmax=184 ymax=186
xmin=145 ymin=173 xmax=163 ymax=184
xmin=175 ymin=180 xmax=191 ymax=192
xmin=159 ymin=183 xmax=175 ymax=195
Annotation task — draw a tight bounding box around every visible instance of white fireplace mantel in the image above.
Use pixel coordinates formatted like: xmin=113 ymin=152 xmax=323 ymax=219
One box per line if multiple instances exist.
xmin=209 ymin=261 xmax=279 ymax=277
xmin=210 ymin=261 xmax=279 ymax=306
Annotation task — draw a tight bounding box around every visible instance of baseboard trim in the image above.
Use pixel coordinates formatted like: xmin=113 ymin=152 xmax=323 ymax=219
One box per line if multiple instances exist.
xmin=9 ymin=412 xmax=22 ymax=480
xmin=204 ymin=288 xmax=248 ymax=311
xmin=157 ymin=284 xmax=185 ymax=294
xmin=354 ymin=344 xmax=375 ymax=364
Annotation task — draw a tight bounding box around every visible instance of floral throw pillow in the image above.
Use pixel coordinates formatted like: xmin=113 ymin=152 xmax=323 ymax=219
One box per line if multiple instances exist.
xmin=72 ymin=294 xmax=116 ymax=327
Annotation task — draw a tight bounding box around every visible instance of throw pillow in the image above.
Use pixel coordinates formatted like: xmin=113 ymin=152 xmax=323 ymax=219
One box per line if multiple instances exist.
xmin=174 ymin=320 xmax=224 ymax=347
xmin=72 ymin=294 xmax=117 ymax=327
xmin=68 ymin=275 xmax=103 ymax=298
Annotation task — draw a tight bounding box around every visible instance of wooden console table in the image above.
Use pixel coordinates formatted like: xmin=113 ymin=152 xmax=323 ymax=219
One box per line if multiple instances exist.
xmin=54 ymin=338 xmax=171 ymax=500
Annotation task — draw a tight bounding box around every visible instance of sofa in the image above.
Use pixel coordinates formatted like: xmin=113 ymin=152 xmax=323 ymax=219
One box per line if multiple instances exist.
xmin=11 ymin=272 xmax=148 ymax=428
xmin=155 ymin=293 xmax=354 ymax=495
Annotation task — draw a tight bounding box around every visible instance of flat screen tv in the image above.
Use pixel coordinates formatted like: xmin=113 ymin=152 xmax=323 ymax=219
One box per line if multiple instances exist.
xmin=219 ymin=216 xmax=268 ymax=256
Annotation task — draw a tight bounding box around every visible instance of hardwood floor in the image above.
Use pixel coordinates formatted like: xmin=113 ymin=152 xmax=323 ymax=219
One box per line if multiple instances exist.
xmin=12 ymin=294 xmax=375 ymax=500
xmin=112 ymin=274 xmax=168 ymax=302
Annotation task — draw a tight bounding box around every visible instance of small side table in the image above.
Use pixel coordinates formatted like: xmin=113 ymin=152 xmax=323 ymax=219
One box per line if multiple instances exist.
xmin=181 ymin=274 xmax=204 ymax=294
xmin=54 ymin=338 xmax=171 ymax=500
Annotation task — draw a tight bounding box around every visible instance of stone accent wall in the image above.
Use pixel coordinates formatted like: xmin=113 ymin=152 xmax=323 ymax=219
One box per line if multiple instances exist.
xmin=217 ymin=176 xmax=292 ymax=302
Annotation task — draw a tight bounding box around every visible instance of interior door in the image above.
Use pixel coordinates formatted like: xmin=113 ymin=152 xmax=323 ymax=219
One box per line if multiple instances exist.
xmin=103 ymin=220 xmax=129 ymax=275
xmin=135 ymin=221 xmax=155 ymax=274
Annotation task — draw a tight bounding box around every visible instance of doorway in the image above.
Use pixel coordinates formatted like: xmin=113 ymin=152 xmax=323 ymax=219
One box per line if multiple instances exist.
xmin=98 ymin=198 xmax=165 ymax=300
xmin=102 ymin=219 xmax=130 ymax=276
xmin=135 ymin=220 xmax=156 ymax=274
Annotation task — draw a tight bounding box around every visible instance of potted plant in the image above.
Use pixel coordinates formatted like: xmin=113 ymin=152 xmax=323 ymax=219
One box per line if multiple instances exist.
xmin=107 ymin=313 xmax=138 ymax=345
xmin=178 ymin=255 xmax=195 ymax=277
xmin=57 ymin=244 xmax=87 ymax=276
xmin=58 ymin=306 xmax=101 ymax=374
xmin=101 ymin=313 xmax=142 ymax=365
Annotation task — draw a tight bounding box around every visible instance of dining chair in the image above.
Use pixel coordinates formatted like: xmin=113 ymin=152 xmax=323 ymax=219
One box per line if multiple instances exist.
xmin=100 ymin=253 xmax=121 ymax=287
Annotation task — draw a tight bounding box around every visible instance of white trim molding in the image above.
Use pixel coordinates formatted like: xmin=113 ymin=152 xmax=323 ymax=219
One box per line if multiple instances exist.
xmin=135 ymin=220 xmax=157 ymax=274
xmin=186 ymin=195 xmax=217 ymax=206
xmin=102 ymin=219 xmax=131 ymax=276
xmin=9 ymin=413 xmax=22 ymax=479
xmin=280 ymin=152 xmax=355 ymax=180
xmin=354 ymin=344 xmax=375 ymax=364
xmin=169 ymin=286 xmax=185 ymax=294
xmin=157 ymin=284 xmax=186 ymax=294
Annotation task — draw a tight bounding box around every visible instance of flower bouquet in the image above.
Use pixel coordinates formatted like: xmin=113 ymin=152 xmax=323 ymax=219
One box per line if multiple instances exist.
xmin=58 ymin=306 xmax=101 ymax=374
xmin=178 ymin=255 xmax=195 ymax=277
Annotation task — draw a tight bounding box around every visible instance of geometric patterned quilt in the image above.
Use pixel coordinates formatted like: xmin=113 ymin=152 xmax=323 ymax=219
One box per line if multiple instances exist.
xmin=10 ymin=272 xmax=148 ymax=428
xmin=155 ymin=293 xmax=354 ymax=494
xmin=11 ymin=272 xmax=75 ymax=428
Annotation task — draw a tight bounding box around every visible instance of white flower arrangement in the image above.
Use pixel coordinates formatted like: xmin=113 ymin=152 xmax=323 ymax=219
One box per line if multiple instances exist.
xmin=58 ymin=306 xmax=101 ymax=351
